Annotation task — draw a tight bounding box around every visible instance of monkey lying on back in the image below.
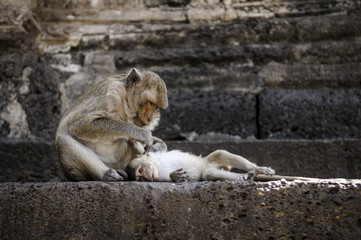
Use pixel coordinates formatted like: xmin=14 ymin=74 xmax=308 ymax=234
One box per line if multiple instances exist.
xmin=126 ymin=149 xmax=275 ymax=182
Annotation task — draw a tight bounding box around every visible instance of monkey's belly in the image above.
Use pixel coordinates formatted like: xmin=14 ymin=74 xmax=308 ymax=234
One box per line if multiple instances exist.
xmin=88 ymin=139 xmax=132 ymax=169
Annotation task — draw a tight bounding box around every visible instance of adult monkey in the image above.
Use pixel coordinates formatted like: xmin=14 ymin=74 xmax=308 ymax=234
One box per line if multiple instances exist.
xmin=55 ymin=68 xmax=168 ymax=181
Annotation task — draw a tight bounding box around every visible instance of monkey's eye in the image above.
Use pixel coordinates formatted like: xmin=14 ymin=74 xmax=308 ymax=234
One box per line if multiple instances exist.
xmin=149 ymin=101 xmax=156 ymax=107
xmin=139 ymin=167 xmax=143 ymax=173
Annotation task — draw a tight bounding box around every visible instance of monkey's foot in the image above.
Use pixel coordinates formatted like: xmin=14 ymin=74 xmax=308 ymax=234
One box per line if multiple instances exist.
xmin=170 ymin=169 xmax=189 ymax=182
xmin=103 ymin=169 xmax=128 ymax=181
xmin=255 ymin=167 xmax=275 ymax=176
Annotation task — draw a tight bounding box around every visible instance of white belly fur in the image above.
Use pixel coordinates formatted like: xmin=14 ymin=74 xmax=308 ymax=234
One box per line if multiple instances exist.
xmin=150 ymin=150 xmax=208 ymax=181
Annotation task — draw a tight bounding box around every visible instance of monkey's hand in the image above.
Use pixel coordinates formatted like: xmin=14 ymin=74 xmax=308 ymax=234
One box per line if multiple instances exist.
xmin=134 ymin=128 xmax=153 ymax=150
xmin=132 ymin=128 xmax=153 ymax=151
xmin=130 ymin=140 xmax=146 ymax=155
xmin=254 ymin=166 xmax=275 ymax=176
xmin=103 ymin=169 xmax=128 ymax=181
xmin=170 ymin=169 xmax=189 ymax=182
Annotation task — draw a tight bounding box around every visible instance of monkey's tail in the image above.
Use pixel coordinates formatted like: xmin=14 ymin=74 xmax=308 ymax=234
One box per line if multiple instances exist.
xmin=254 ymin=174 xmax=319 ymax=182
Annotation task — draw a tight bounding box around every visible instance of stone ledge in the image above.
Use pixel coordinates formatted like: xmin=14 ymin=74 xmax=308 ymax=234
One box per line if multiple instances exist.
xmin=1 ymin=180 xmax=360 ymax=239
xmin=1 ymin=139 xmax=360 ymax=182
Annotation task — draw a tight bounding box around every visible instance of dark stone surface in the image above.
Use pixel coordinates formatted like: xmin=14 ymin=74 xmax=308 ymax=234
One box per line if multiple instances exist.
xmin=1 ymin=140 xmax=360 ymax=182
xmin=0 ymin=54 xmax=62 ymax=141
xmin=259 ymin=89 xmax=361 ymax=139
xmin=70 ymin=15 xmax=361 ymax=50
xmin=1 ymin=180 xmax=360 ymax=239
xmin=17 ymin=61 xmax=62 ymax=140
xmin=0 ymin=6 xmax=62 ymax=141
xmin=0 ymin=140 xmax=63 ymax=182
xmin=114 ymin=41 xmax=361 ymax=68
xmin=2 ymin=2 xmax=361 ymax=144
xmin=261 ymin=62 xmax=361 ymax=88
xmin=153 ymin=91 xmax=256 ymax=140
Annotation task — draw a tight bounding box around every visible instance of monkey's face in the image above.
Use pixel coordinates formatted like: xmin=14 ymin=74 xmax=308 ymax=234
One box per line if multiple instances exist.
xmin=126 ymin=154 xmax=159 ymax=182
xmin=134 ymin=98 xmax=160 ymax=128
xmin=129 ymin=71 xmax=168 ymax=130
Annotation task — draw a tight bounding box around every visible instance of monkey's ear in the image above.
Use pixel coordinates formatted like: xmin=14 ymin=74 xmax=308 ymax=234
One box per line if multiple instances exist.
xmin=126 ymin=68 xmax=143 ymax=87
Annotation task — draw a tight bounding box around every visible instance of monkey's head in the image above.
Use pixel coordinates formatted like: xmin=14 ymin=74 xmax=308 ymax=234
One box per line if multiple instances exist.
xmin=125 ymin=68 xmax=168 ymax=131
xmin=126 ymin=153 xmax=159 ymax=182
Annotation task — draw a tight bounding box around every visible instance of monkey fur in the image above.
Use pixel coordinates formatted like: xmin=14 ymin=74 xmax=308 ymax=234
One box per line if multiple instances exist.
xmin=56 ymin=68 xmax=168 ymax=181
xmin=126 ymin=149 xmax=275 ymax=182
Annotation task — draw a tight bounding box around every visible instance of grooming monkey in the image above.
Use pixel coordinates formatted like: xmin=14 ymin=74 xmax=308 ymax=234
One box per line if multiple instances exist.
xmin=126 ymin=150 xmax=276 ymax=182
xmin=56 ymin=68 xmax=168 ymax=181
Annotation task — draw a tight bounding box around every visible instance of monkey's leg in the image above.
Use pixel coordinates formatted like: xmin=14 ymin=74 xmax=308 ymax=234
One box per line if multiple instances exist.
xmin=57 ymin=134 xmax=125 ymax=181
xmin=202 ymin=168 xmax=250 ymax=181
xmin=205 ymin=150 xmax=275 ymax=175
xmin=148 ymin=136 xmax=167 ymax=152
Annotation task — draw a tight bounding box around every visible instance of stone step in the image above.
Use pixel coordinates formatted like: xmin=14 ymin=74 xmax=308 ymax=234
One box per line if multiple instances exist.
xmin=1 ymin=139 xmax=360 ymax=182
xmin=1 ymin=180 xmax=360 ymax=239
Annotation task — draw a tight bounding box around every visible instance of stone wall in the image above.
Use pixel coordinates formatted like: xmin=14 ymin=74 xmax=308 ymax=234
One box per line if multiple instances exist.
xmin=0 ymin=0 xmax=361 ymax=180
xmin=1 ymin=0 xmax=360 ymax=143
xmin=0 ymin=1 xmax=360 ymax=173
xmin=1 ymin=1 xmax=361 ymax=239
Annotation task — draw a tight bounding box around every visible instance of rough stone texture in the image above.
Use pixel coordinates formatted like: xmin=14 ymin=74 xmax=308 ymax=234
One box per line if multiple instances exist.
xmin=1 ymin=180 xmax=361 ymax=239
xmin=0 ymin=140 xmax=63 ymax=182
xmin=0 ymin=2 xmax=360 ymax=239
xmin=1 ymin=0 xmax=361 ymax=142
xmin=1 ymin=139 xmax=360 ymax=182
xmin=0 ymin=4 xmax=62 ymax=141
xmin=154 ymin=91 xmax=256 ymax=140
xmin=260 ymin=62 xmax=361 ymax=88
xmin=259 ymin=89 xmax=361 ymax=139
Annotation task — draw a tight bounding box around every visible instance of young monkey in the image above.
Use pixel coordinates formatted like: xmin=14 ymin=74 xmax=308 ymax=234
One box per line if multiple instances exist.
xmin=126 ymin=149 xmax=275 ymax=182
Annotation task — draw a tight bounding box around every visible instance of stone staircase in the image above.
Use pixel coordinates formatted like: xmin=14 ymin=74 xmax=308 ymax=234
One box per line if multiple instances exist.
xmin=1 ymin=0 xmax=361 ymax=239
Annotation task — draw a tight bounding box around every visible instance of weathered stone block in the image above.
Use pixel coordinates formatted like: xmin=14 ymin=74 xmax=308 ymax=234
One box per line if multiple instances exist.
xmin=0 ymin=140 xmax=63 ymax=182
xmin=1 ymin=180 xmax=360 ymax=239
xmin=260 ymin=62 xmax=361 ymax=88
xmin=153 ymin=66 xmax=262 ymax=92
xmin=259 ymin=89 xmax=361 ymax=139
xmin=154 ymin=91 xmax=256 ymax=139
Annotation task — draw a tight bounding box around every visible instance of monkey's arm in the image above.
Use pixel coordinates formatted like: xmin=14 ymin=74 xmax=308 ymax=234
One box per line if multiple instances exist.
xmin=71 ymin=118 xmax=153 ymax=147
xmin=254 ymin=174 xmax=318 ymax=182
